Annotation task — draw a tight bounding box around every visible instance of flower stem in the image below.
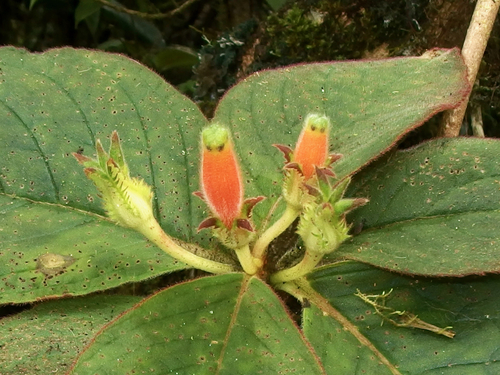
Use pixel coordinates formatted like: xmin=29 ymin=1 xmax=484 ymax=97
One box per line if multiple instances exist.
xmin=233 ymin=244 xmax=259 ymax=275
xmin=140 ymin=219 xmax=236 ymax=274
xmin=252 ymin=203 xmax=300 ymax=261
xmin=270 ymin=250 xmax=323 ymax=284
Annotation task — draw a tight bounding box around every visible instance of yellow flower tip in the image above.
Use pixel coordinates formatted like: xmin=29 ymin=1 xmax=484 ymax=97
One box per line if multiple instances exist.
xmin=305 ymin=113 xmax=330 ymax=134
xmin=202 ymin=123 xmax=230 ymax=152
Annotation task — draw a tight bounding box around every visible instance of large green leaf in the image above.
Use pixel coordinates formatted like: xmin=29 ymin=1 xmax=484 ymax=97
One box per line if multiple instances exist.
xmin=0 ymin=47 xmax=221 ymax=303
xmin=332 ymin=137 xmax=500 ymax=276
xmin=305 ymin=262 xmax=500 ymax=374
xmin=212 ymin=49 xmax=468 ymax=222
xmin=0 ymin=194 xmax=187 ymax=304
xmin=0 ymin=47 xmax=208 ymax=239
xmin=0 ymin=295 xmax=142 ymax=375
xmin=69 ymin=274 xmax=325 ymax=374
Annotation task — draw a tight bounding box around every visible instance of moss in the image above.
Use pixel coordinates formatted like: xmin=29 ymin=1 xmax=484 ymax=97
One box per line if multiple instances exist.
xmin=259 ymin=0 xmax=429 ymax=67
xmin=193 ymin=19 xmax=258 ymax=117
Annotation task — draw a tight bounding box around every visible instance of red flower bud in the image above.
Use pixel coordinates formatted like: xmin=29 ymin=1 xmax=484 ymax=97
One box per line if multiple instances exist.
xmin=293 ymin=114 xmax=330 ymax=180
xmin=199 ymin=124 xmax=243 ymax=229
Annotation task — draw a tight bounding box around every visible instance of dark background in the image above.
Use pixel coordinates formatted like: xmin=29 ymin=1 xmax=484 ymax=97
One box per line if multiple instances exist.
xmin=2 ymin=0 xmax=498 ymax=131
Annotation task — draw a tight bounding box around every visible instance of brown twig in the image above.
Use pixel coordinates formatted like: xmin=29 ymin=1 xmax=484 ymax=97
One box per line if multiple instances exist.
xmin=280 ymin=279 xmax=403 ymax=375
xmin=95 ymin=0 xmax=200 ymax=19
xmin=439 ymin=0 xmax=500 ymax=137
xmin=355 ymin=289 xmax=456 ymax=339
xmin=471 ymin=102 xmax=485 ymax=137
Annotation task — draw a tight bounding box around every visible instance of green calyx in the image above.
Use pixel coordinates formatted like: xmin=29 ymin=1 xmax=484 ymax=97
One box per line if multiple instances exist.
xmin=74 ymin=131 xmax=154 ymax=231
xmin=297 ymin=201 xmax=350 ymax=255
xmin=297 ymin=176 xmax=368 ymax=255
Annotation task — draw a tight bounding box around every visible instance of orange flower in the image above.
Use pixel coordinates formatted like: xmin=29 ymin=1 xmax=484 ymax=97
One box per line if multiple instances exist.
xmin=199 ymin=123 xmax=243 ymax=229
xmin=293 ymin=114 xmax=330 ymax=180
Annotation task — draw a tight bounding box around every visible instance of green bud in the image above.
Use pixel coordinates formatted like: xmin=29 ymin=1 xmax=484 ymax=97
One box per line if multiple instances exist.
xmin=74 ymin=131 xmax=154 ymax=231
xmin=109 ymin=130 xmax=129 ymax=176
xmin=297 ymin=201 xmax=350 ymax=255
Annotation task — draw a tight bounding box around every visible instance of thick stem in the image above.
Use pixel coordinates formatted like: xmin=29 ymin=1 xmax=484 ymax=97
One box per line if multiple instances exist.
xmin=440 ymin=0 xmax=500 ymax=137
xmin=270 ymin=250 xmax=323 ymax=284
xmin=234 ymin=244 xmax=259 ymax=275
xmin=252 ymin=204 xmax=300 ymax=261
xmin=140 ymin=220 xmax=236 ymax=274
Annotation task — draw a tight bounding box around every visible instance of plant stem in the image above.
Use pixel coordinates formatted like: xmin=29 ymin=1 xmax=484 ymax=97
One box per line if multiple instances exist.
xmin=140 ymin=219 xmax=237 ymax=274
xmin=440 ymin=0 xmax=500 ymax=137
xmin=95 ymin=0 xmax=200 ymax=19
xmin=252 ymin=203 xmax=300 ymax=261
xmin=270 ymin=250 xmax=323 ymax=284
xmin=234 ymin=244 xmax=259 ymax=275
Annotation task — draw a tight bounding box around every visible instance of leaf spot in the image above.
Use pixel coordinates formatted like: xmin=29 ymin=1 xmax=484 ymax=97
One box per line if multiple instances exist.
xmin=36 ymin=253 xmax=75 ymax=277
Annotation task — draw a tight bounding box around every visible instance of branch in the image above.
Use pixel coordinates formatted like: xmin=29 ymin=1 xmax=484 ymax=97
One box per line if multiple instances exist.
xmin=96 ymin=0 xmax=200 ymax=20
xmin=439 ymin=0 xmax=500 ymax=137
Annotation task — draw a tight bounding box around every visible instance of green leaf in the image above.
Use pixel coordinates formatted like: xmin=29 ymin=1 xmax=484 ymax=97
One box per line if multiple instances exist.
xmin=152 ymin=46 xmax=199 ymax=73
xmin=332 ymin=137 xmax=500 ymax=276
xmin=306 ymin=262 xmax=500 ymax=374
xmin=212 ymin=49 xmax=468 ymax=222
xmin=101 ymin=2 xmax=166 ymax=48
xmin=0 ymin=46 xmax=481 ymax=375
xmin=74 ymin=0 xmax=102 ymax=29
xmin=29 ymin=0 xmax=39 ymax=10
xmin=0 ymin=47 xmax=225 ymax=303
xmin=69 ymin=274 xmax=325 ymax=374
xmin=0 ymin=47 xmax=468 ymax=304
xmin=0 ymin=194 xmax=187 ymax=304
xmin=0 ymin=295 xmax=142 ymax=374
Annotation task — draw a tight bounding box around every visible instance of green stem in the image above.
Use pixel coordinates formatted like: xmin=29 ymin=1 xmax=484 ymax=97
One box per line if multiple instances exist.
xmin=234 ymin=244 xmax=259 ymax=275
xmin=270 ymin=250 xmax=323 ymax=284
xmin=140 ymin=219 xmax=236 ymax=274
xmin=253 ymin=169 xmax=305 ymax=261
xmin=252 ymin=203 xmax=300 ymax=261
